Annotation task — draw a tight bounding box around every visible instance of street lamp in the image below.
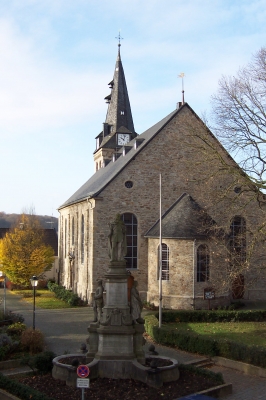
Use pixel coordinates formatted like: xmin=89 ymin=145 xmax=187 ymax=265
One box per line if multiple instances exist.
xmin=0 ymin=272 xmax=6 ymax=316
xmin=30 ymin=275 xmax=38 ymax=330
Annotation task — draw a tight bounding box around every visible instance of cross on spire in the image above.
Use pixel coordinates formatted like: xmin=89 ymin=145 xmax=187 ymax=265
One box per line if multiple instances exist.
xmin=115 ymin=31 xmax=123 ymax=47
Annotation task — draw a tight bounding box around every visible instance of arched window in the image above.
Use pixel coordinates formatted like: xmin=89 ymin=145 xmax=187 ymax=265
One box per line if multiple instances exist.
xmin=197 ymin=244 xmax=210 ymax=282
xmin=229 ymin=216 xmax=246 ymax=265
xmin=122 ymin=213 xmax=137 ymax=268
xmin=81 ymin=214 xmax=84 ymax=264
xmin=71 ymin=217 xmax=75 ymax=246
xmin=158 ymin=243 xmax=169 ymax=280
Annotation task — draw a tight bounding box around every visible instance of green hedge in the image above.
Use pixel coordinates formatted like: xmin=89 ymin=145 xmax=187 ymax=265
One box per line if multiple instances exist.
xmin=179 ymin=364 xmax=224 ymax=385
xmin=47 ymin=282 xmax=81 ymax=306
xmin=0 ymin=373 xmax=54 ymax=400
xmin=145 ymin=314 xmax=266 ymax=368
xmin=159 ymin=309 xmax=266 ymax=323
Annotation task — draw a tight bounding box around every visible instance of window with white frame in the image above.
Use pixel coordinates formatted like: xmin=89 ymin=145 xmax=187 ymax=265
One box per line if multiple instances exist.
xmin=122 ymin=213 xmax=137 ymax=268
xmin=158 ymin=243 xmax=169 ymax=280
xmin=197 ymin=244 xmax=210 ymax=282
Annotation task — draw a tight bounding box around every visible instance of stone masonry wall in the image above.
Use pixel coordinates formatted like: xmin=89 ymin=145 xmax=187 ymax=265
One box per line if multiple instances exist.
xmin=59 ymin=106 xmax=266 ymax=305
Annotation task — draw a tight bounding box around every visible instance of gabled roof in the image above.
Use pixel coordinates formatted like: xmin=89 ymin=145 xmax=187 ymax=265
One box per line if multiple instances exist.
xmin=145 ymin=193 xmax=216 ymax=239
xmin=59 ymin=106 xmax=180 ymax=209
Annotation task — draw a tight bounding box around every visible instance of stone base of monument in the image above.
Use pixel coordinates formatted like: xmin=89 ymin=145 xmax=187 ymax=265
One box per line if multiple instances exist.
xmin=52 ymin=354 xmax=179 ymax=388
xmin=52 ymin=220 xmax=179 ymax=389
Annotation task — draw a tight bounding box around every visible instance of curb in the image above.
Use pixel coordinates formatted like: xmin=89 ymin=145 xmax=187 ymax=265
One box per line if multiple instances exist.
xmin=0 ymin=360 xmax=22 ymax=371
xmin=0 ymin=388 xmax=21 ymax=400
xmin=212 ymin=356 xmax=266 ymax=378
xmin=190 ymin=382 xmax=233 ymax=399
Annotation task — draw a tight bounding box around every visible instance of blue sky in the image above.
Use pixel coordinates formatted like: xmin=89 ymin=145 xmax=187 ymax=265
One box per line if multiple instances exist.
xmin=0 ymin=0 xmax=265 ymax=218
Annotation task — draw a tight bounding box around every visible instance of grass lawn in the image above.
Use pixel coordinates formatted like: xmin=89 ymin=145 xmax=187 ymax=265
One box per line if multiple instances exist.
xmin=11 ymin=290 xmax=74 ymax=309
xmin=166 ymin=321 xmax=266 ymax=347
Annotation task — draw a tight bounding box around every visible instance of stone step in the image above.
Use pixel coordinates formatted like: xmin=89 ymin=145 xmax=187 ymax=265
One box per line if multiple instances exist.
xmin=184 ymin=357 xmax=211 ymax=366
xmin=1 ymin=365 xmax=34 ymax=377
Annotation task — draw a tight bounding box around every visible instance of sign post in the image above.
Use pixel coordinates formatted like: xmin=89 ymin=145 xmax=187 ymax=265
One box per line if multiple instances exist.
xmin=77 ymin=365 xmax=90 ymax=400
xmin=204 ymin=288 xmax=215 ymax=310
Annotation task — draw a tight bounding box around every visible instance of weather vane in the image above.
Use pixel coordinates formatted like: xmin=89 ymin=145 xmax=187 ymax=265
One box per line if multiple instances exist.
xmin=115 ymin=31 xmax=124 ymax=47
xmin=178 ymin=72 xmax=185 ymax=104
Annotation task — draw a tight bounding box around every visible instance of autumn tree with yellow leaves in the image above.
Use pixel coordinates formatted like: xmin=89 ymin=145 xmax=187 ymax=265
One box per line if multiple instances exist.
xmin=0 ymin=214 xmax=54 ymax=287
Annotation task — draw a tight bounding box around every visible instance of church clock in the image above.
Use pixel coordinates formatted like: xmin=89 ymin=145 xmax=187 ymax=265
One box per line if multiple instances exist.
xmin=117 ymin=133 xmax=130 ymax=146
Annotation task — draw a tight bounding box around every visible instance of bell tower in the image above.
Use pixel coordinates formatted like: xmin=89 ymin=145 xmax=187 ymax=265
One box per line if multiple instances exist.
xmin=94 ymin=40 xmax=137 ymax=171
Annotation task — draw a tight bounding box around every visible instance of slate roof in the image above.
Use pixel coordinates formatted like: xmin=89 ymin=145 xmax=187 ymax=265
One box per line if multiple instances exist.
xmin=144 ymin=193 xmax=216 ymax=240
xmin=59 ymin=106 xmax=180 ymax=209
xmin=104 ymin=46 xmax=135 ymax=135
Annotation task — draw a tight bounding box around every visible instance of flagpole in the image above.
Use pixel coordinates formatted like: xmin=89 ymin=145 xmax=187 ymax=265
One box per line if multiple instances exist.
xmin=159 ymin=174 xmax=162 ymax=328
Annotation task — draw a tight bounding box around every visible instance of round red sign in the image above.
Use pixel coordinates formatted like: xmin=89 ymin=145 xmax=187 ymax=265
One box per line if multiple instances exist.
xmin=77 ymin=365 xmax=90 ymax=378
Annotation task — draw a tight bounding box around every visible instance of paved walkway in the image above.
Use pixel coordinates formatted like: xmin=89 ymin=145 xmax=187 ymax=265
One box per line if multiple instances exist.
xmin=1 ymin=288 xmax=266 ymax=399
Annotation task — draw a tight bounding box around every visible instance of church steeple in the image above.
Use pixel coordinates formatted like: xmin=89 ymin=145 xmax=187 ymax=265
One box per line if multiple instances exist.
xmin=94 ymin=42 xmax=137 ymax=171
xmin=104 ymin=44 xmax=135 ymax=134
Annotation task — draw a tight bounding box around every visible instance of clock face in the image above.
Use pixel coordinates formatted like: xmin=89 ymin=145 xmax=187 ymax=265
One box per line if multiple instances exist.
xmin=117 ymin=134 xmax=130 ymax=146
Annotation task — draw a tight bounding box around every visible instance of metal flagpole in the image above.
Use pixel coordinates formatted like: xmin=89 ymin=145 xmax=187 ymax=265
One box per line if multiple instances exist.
xmin=159 ymin=174 xmax=162 ymax=328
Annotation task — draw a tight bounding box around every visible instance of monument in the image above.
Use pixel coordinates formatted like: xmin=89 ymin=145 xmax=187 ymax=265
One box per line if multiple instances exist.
xmin=52 ymin=214 xmax=179 ymax=388
xmin=87 ymin=213 xmax=145 ymax=365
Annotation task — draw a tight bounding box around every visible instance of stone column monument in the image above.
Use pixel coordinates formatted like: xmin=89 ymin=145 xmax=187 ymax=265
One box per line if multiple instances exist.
xmin=87 ymin=213 xmax=145 ymax=368
xmin=53 ymin=214 xmax=179 ymax=387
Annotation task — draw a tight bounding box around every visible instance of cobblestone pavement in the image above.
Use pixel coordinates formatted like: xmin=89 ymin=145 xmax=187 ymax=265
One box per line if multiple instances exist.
xmin=2 ymin=288 xmax=266 ymax=399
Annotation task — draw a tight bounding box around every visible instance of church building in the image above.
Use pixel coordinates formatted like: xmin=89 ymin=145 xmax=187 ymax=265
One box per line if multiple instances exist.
xmin=58 ymin=44 xmax=266 ymax=309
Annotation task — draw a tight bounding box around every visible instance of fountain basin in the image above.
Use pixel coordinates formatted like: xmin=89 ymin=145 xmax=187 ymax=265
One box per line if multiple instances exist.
xmin=52 ymin=354 xmax=179 ymax=388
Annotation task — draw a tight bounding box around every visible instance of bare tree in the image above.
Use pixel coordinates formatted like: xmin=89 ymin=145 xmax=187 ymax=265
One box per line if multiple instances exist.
xmin=210 ymin=46 xmax=266 ymax=192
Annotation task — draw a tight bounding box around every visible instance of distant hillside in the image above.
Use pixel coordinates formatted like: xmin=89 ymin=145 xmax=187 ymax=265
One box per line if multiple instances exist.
xmin=0 ymin=212 xmax=58 ymax=232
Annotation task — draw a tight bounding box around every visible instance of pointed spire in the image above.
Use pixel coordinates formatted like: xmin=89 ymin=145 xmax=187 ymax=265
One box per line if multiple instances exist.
xmin=103 ymin=37 xmax=136 ymax=137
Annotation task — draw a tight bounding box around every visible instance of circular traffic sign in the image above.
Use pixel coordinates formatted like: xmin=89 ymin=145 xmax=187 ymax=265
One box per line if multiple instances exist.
xmin=77 ymin=364 xmax=90 ymax=378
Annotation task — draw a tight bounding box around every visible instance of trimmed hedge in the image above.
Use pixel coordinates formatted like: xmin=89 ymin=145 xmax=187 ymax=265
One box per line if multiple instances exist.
xmin=0 ymin=373 xmax=54 ymax=400
xmin=159 ymin=309 xmax=266 ymax=323
xmin=145 ymin=314 xmax=266 ymax=368
xmin=179 ymin=363 xmax=224 ymax=385
xmin=47 ymin=282 xmax=81 ymax=306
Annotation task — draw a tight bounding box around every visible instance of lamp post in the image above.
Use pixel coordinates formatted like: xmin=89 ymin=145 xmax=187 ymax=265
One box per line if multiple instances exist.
xmin=0 ymin=272 xmax=6 ymax=316
xmin=30 ymin=276 xmax=38 ymax=330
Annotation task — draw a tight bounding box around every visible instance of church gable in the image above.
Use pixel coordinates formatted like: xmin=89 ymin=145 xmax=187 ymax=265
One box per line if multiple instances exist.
xmin=145 ymin=193 xmax=217 ymax=240
xmin=58 ymin=48 xmax=266 ymax=310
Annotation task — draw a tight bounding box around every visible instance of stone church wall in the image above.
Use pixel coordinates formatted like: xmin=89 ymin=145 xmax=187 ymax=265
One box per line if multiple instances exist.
xmin=59 ymin=106 xmax=266 ymax=306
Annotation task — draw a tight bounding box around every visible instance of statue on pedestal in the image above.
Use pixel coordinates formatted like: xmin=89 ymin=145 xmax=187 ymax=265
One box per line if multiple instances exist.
xmin=108 ymin=214 xmax=127 ymax=261
xmin=93 ymin=279 xmax=104 ymax=322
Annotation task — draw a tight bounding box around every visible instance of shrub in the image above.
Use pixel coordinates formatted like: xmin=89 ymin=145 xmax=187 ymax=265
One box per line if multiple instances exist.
xmin=160 ymin=309 xmax=266 ymax=323
xmin=0 ymin=373 xmax=54 ymax=400
xmin=47 ymin=281 xmax=82 ymax=306
xmin=0 ymin=334 xmax=19 ymax=361
xmin=145 ymin=314 xmax=266 ymax=369
xmin=21 ymin=351 xmax=56 ymax=374
xmin=21 ymin=328 xmax=45 ymax=354
xmin=7 ymin=322 xmax=27 ymax=337
xmin=33 ymin=351 xmax=56 ymax=373
xmin=179 ymin=364 xmax=224 ymax=385
xmin=5 ymin=311 xmax=25 ymax=324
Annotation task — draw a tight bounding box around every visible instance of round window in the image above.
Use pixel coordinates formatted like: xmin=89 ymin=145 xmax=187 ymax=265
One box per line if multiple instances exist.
xmin=125 ymin=181 xmax=133 ymax=188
